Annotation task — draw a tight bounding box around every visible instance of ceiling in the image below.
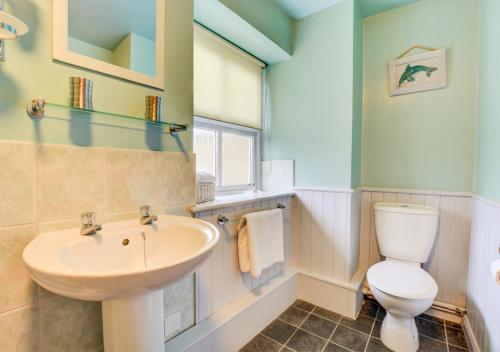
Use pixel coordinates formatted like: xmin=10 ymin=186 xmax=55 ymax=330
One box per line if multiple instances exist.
xmin=68 ymin=0 xmax=156 ymax=50
xmin=272 ymin=0 xmax=344 ymax=20
xmin=359 ymin=0 xmax=418 ymax=17
xmin=273 ymin=0 xmax=418 ymax=19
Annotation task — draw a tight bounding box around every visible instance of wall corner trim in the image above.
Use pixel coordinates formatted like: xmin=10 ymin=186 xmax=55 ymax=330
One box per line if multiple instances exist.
xmin=463 ymin=315 xmax=481 ymax=352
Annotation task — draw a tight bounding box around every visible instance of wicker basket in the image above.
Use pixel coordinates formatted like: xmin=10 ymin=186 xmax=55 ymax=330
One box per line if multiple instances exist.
xmin=196 ymin=172 xmax=216 ymax=204
xmin=196 ymin=182 xmax=215 ymax=204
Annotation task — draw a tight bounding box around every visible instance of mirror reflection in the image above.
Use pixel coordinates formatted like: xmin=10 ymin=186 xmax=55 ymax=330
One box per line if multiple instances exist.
xmin=67 ymin=0 xmax=157 ymax=77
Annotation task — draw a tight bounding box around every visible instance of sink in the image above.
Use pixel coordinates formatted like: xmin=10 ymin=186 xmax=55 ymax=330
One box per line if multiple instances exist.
xmin=23 ymin=214 xmax=220 ymax=352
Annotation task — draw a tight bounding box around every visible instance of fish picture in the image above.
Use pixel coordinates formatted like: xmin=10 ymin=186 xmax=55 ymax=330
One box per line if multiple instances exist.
xmin=398 ymin=64 xmax=438 ymax=87
xmin=389 ymin=48 xmax=446 ymax=96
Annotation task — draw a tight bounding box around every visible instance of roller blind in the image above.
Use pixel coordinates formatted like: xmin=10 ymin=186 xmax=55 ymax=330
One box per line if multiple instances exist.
xmin=194 ymin=25 xmax=264 ymax=129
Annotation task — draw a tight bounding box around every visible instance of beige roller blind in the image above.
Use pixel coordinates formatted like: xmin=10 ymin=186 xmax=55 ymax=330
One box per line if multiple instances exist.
xmin=194 ymin=25 xmax=264 ymax=129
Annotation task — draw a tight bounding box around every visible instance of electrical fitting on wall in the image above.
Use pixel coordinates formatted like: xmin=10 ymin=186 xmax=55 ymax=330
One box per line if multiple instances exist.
xmin=0 ymin=0 xmax=29 ymax=61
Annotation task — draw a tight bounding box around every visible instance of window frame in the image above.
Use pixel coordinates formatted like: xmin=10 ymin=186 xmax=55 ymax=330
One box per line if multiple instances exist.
xmin=194 ymin=116 xmax=261 ymax=195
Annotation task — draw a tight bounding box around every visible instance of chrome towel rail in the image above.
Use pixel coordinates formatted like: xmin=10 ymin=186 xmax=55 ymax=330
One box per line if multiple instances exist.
xmin=217 ymin=202 xmax=286 ymax=226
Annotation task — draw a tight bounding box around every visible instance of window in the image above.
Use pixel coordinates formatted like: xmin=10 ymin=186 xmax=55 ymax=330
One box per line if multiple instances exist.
xmin=194 ymin=117 xmax=260 ymax=193
xmin=193 ymin=24 xmax=265 ymax=194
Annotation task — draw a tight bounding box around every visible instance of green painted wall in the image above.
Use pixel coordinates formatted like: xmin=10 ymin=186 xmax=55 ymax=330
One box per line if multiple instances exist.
xmin=362 ymin=0 xmax=478 ymax=192
xmin=266 ymin=0 xmax=355 ymax=188
xmin=475 ymin=0 xmax=500 ymax=201
xmin=218 ymin=0 xmax=293 ymax=55
xmin=0 ymin=0 xmax=193 ymax=152
xmin=351 ymin=0 xmax=363 ymax=188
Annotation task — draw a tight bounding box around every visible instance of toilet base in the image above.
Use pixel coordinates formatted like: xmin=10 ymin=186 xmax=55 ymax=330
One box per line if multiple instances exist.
xmin=380 ymin=312 xmax=419 ymax=352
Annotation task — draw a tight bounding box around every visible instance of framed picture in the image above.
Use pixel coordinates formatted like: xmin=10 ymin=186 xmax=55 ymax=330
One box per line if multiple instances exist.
xmin=389 ymin=48 xmax=446 ymax=96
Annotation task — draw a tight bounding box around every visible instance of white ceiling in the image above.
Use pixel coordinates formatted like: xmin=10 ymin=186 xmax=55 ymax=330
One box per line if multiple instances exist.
xmin=272 ymin=0 xmax=344 ymax=20
xmin=68 ymin=0 xmax=156 ymax=50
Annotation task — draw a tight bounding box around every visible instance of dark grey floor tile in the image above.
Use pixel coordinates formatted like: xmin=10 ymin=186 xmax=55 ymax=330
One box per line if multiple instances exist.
xmin=417 ymin=335 xmax=447 ymax=352
xmin=372 ymin=319 xmax=382 ymax=338
xmin=240 ymin=334 xmax=282 ymax=352
xmin=360 ymin=301 xmax=379 ymax=318
xmin=286 ymin=329 xmax=326 ymax=352
xmin=415 ymin=317 xmax=446 ymax=341
xmin=418 ymin=313 xmax=444 ymax=325
xmin=301 ymin=314 xmax=336 ymax=339
xmin=340 ymin=314 xmax=375 ymax=334
xmin=366 ymin=337 xmax=392 ymax=352
xmin=446 ymin=326 xmax=469 ymax=349
xmin=446 ymin=320 xmax=464 ymax=331
xmin=376 ymin=307 xmax=386 ymax=322
xmin=330 ymin=325 xmax=369 ymax=352
xmin=293 ymin=299 xmax=315 ymax=312
xmin=312 ymin=306 xmax=342 ymax=322
xmin=323 ymin=342 xmax=351 ymax=352
xmin=448 ymin=344 xmax=468 ymax=351
xmin=279 ymin=306 xmax=309 ymax=326
xmin=261 ymin=319 xmax=296 ymax=344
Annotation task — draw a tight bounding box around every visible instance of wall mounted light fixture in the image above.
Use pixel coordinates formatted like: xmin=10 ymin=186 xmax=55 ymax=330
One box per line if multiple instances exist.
xmin=0 ymin=1 xmax=29 ymax=61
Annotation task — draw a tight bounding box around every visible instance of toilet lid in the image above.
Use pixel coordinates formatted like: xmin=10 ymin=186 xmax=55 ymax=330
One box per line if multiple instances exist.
xmin=367 ymin=261 xmax=438 ymax=300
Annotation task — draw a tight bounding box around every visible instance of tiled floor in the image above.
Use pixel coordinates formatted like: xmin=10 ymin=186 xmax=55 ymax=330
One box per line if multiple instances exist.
xmin=240 ymin=298 xmax=470 ymax=352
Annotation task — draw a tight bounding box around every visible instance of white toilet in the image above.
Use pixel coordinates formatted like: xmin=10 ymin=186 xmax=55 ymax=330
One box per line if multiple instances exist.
xmin=367 ymin=203 xmax=439 ymax=352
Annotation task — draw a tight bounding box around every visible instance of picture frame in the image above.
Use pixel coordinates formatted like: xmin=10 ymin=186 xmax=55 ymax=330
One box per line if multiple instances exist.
xmin=389 ymin=48 xmax=446 ymax=96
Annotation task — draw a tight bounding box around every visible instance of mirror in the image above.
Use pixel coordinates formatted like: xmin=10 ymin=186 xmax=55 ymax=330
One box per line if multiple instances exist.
xmin=53 ymin=0 xmax=165 ymax=89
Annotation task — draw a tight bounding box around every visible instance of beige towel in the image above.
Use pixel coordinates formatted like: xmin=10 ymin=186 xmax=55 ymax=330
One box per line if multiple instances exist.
xmin=237 ymin=209 xmax=284 ymax=278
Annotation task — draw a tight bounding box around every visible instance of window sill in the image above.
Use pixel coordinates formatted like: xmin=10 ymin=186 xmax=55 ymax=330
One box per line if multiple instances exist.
xmin=189 ymin=190 xmax=295 ymax=214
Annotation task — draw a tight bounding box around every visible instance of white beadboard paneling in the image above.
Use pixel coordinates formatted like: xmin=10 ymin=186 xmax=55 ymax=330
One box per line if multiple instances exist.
xmin=466 ymin=196 xmax=500 ymax=352
xmin=349 ymin=190 xmax=361 ymax=279
xmin=321 ymin=193 xmax=335 ymax=278
xmin=333 ymin=192 xmax=348 ymax=281
xmin=193 ymin=197 xmax=293 ymax=323
xmin=291 ymin=189 xmax=357 ymax=284
xmin=359 ymin=189 xmax=471 ymax=308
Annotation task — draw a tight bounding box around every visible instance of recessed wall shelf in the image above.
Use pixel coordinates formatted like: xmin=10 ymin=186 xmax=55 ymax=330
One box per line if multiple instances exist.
xmin=26 ymin=98 xmax=188 ymax=135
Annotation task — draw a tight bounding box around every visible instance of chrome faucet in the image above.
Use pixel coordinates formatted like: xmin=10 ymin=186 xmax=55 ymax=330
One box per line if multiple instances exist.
xmin=80 ymin=212 xmax=102 ymax=236
xmin=140 ymin=205 xmax=158 ymax=225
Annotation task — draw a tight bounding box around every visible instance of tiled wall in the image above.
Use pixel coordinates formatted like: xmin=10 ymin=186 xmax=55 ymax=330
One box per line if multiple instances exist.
xmin=0 ymin=140 xmax=196 ymax=352
xmin=466 ymin=196 xmax=500 ymax=351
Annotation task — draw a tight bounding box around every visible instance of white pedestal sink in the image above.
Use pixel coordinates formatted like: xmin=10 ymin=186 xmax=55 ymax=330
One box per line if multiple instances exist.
xmin=23 ymin=215 xmax=220 ymax=352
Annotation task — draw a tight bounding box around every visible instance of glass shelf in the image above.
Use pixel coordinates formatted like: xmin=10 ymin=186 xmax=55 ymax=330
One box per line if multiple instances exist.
xmin=43 ymin=102 xmax=188 ymax=134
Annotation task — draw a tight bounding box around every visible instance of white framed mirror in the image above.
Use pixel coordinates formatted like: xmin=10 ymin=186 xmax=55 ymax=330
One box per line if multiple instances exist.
xmin=53 ymin=0 xmax=165 ymax=89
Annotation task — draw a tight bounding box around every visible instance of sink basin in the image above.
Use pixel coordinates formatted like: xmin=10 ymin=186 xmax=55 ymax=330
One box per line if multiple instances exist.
xmin=23 ymin=214 xmax=220 ymax=352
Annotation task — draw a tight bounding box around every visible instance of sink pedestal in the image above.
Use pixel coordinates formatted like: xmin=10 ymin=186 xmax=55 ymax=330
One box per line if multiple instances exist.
xmin=102 ymin=290 xmax=164 ymax=352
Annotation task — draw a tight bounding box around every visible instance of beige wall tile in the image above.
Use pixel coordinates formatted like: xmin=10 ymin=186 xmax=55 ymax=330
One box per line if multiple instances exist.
xmin=0 ymin=225 xmax=37 ymax=313
xmin=0 ymin=141 xmax=36 ymax=227
xmin=37 ymin=145 xmax=107 ymax=222
xmin=107 ymin=149 xmax=156 ymax=213
xmin=0 ymin=306 xmax=38 ymax=352
xmin=157 ymin=152 xmax=195 ymax=207
xmin=38 ymin=287 xmax=103 ymax=352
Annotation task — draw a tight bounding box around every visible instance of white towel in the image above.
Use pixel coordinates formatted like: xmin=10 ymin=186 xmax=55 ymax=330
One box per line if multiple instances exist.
xmin=237 ymin=209 xmax=284 ymax=278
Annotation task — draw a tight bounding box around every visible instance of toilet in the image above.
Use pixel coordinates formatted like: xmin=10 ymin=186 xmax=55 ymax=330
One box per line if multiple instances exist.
xmin=367 ymin=203 xmax=439 ymax=352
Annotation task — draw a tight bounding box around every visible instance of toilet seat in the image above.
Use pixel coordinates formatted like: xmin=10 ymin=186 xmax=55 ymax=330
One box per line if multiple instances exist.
xmin=367 ymin=260 xmax=438 ymax=300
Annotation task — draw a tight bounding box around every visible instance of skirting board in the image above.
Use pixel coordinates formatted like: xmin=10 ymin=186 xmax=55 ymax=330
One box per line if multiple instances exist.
xmin=165 ymin=271 xmax=298 ymax=352
xmin=297 ymin=272 xmax=364 ymax=319
xmin=463 ymin=315 xmax=480 ymax=352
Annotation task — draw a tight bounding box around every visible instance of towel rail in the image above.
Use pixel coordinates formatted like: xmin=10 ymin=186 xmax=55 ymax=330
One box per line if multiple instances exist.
xmin=217 ymin=203 xmax=286 ymax=226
